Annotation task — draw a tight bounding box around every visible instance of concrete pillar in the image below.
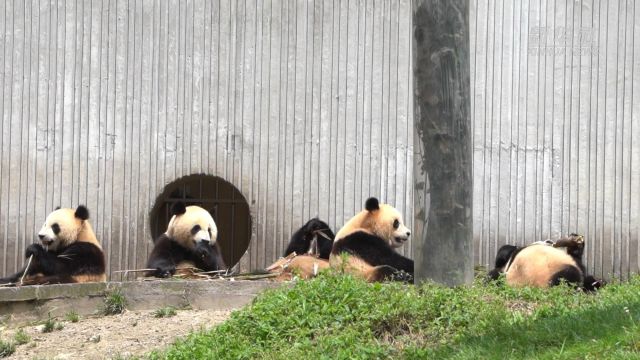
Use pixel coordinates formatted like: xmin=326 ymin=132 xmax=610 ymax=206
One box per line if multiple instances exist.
xmin=412 ymin=0 xmax=473 ymax=286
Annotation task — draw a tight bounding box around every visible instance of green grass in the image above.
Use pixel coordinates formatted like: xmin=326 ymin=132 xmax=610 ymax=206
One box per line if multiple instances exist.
xmin=153 ymin=306 xmax=178 ymax=318
xmin=41 ymin=315 xmax=57 ymax=333
xmin=65 ymin=310 xmax=80 ymax=323
xmin=13 ymin=329 xmax=30 ymax=345
xmin=149 ymin=273 xmax=640 ymax=360
xmin=103 ymin=290 xmax=127 ymax=315
xmin=0 ymin=340 xmax=15 ymax=358
xmin=41 ymin=313 xmax=65 ymax=334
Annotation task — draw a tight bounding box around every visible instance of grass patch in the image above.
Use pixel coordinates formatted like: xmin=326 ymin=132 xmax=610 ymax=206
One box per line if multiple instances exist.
xmin=150 ymin=274 xmax=640 ymax=360
xmin=41 ymin=313 xmax=65 ymax=334
xmin=13 ymin=329 xmax=30 ymax=345
xmin=65 ymin=310 xmax=80 ymax=323
xmin=103 ymin=290 xmax=126 ymax=315
xmin=154 ymin=306 xmax=178 ymax=318
xmin=0 ymin=340 xmax=15 ymax=358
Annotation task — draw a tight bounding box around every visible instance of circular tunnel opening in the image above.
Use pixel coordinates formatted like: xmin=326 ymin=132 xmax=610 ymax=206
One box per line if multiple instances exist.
xmin=149 ymin=174 xmax=251 ymax=269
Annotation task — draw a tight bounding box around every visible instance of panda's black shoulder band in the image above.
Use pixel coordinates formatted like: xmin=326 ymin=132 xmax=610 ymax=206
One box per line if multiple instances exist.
xmin=365 ymin=197 xmax=380 ymax=211
xmin=171 ymin=202 xmax=187 ymax=216
xmin=75 ymin=205 xmax=90 ymax=220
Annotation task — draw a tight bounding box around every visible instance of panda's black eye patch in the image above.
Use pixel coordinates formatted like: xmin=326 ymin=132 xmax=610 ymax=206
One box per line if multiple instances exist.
xmin=191 ymin=225 xmax=202 ymax=235
xmin=393 ymin=219 xmax=400 ymax=229
xmin=51 ymin=223 xmax=61 ymax=235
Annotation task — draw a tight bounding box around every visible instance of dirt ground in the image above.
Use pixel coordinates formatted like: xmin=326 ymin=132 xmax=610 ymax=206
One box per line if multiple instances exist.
xmin=0 ymin=309 xmax=231 ymax=359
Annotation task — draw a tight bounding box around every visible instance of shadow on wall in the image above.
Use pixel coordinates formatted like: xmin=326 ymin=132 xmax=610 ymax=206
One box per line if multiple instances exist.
xmin=149 ymin=174 xmax=251 ymax=269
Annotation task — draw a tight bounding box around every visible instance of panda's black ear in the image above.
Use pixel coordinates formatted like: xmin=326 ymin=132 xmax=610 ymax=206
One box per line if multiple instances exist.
xmin=365 ymin=197 xmax=380 ymax=212
xmin=171 ymin=202 xmax=187 ymax=216
xmin=75 ymin=205 xmax=90 ymax=220
xmin=55 ymin=206 xmax=61 ymax=211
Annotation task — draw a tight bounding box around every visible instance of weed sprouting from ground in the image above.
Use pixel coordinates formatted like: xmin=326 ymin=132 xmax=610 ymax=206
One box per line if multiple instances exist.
xmin=41 ymin=314 xmax=57 ymax=333
xmin=13 ymin=329 xmax=30 ymax=345
xmin=0 ymin=340 xmax=15 ymax=358
xmin=153 ymin=306 xmax=178 ymax=318
xmin=65 ymin=310 xmax=80 ymax=323
xmin=103 ymin=290 xmax=127 ymax=315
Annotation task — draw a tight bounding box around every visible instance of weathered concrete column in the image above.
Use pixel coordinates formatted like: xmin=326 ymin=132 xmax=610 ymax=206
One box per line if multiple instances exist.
xmin=412 ymin=0 xmax=473 ymax=286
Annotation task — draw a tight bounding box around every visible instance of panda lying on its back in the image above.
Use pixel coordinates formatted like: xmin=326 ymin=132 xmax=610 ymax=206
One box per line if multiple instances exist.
xmin=284 ymin=218 xmax=335 ymax=260
xmin=146 ymin=202 xmax=225 ymax=278
xmin=487 ymin=234 xmax=604 ymax=291
xmin=330 ymin=197 xmax=414 ymax=282
xmin=0 ymin=206 xmax=106 ymax=285
xmin=267 ymin=218 xmax=335 ymax=281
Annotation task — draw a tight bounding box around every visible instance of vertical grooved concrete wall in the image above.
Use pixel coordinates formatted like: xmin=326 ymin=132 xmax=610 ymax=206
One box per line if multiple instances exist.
xmin=470 ymin=0 xmax=640 ymax=279
xmin=0 ymin=0 xmax=414 ymax=278
xmin=1 ymin=0 xmax=639 ymax=280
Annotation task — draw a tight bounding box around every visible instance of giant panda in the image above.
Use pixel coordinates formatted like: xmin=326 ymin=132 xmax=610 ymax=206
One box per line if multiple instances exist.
xmin=329 ymin=197 xmax=414 ymax=282
xmin=146 ymin=202 xmax=225 ymax=278
xmin=267 ymin=218 xmax=335 ymax=281
xmin=0 ymin=206 xmax=106 ymax=285
xmin=284 ymin=218 xmax=335 ymax=260
xmin=487 ymin=234 xmax=603 ymax=291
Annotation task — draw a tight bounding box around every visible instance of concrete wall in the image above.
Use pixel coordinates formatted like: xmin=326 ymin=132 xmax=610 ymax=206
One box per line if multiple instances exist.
xmin=470 ymin=0 xmax=640 ymax=279
xmin=0 ymin=0 xmax=414 ymax=278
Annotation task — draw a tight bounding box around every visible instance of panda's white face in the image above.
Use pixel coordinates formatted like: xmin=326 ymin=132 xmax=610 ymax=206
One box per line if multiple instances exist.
xmin=363 ymin=203 xmax=411 ymax=248
xmin=38 ymin=208 xmax=83 ymax=251
xmin=166 ymin=206 xmax=218 ymax=247
xmin=390 ymin=218 xmax=411 ymax=248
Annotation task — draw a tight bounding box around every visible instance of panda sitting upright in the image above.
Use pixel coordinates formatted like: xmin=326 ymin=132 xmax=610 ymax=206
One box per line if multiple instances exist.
xmin=330 ymin=197 xmax=414 ymax=282
xmin=487 ymin=234 xmax=603 ymax=291
xmin=0 ymin=206 xmax=106 ymax=285
xmin=146 ymin=202 xmax=225 ymax=278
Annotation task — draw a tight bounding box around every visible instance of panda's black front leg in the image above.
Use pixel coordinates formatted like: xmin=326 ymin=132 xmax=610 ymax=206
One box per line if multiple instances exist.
xmin=25 ymin=243 xmax=64 ymax=275
xmin=0 ymin=270 xmax=22 ymax=284
xmin=146 ymin=258 xmax=177 ymax=278
xmin=146 ymin=235 xmax=181 ymax=278
xmin=0 ymin=244 xmax=49 ymax=284
xmin=193 ymin=242 xmax=225 ymax=272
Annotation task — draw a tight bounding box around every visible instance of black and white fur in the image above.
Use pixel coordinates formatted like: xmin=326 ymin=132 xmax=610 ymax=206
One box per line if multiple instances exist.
xmin=0 ymin=206 xmax=106 ymax=285
xmin=146 ymin=202 xmax=225 ymax=278
xmin=329 ymin=197 xmax=414 ymax=282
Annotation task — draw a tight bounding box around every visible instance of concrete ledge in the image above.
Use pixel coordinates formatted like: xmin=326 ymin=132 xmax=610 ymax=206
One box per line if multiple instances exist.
xmin=0 ymin=280 xmax=282 ymax=325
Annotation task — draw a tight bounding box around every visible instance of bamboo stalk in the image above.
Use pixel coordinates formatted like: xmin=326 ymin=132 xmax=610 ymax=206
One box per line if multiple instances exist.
xmin=113 ymin=268 xmax=156 ymax=273
xmin=19 ymin=255 xmax=34 ymax=286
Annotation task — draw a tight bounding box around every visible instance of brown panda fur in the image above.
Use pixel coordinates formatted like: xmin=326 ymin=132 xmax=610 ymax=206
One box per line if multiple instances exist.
xmin=487 ymin=234 xmax=604 ymax=291
xmin=268 ymin=255 xmax=331 ymax=281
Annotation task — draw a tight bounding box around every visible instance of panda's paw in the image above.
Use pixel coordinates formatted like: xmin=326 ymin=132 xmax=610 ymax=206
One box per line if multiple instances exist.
xmin=196 ymin=244 xmax=211 ymax=256
xmin=154 ymin=266 xmax=176 ymax=278
xmin=25 ymin=243 xmax=45 ymax=258
xmin=391 ymin=270 xmax=414 ymax=283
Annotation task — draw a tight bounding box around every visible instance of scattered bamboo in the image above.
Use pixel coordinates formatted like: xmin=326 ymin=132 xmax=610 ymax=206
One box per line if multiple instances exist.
xmin=113 ymin=268 xmax=156 ymax=273
xmin=266 ymin=252 xmax=297 ymax=272
xmin=229 ymin=273 xmax=279 ymax=281
xmin=109 ymin=264 xmax=286 ymax=282
xmin=113 ymin=268 xmax=155 ymax=281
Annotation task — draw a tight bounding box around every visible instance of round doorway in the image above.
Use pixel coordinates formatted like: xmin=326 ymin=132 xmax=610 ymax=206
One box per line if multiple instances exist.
xmin=149 ymin=174 xmax=251 ymax=268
